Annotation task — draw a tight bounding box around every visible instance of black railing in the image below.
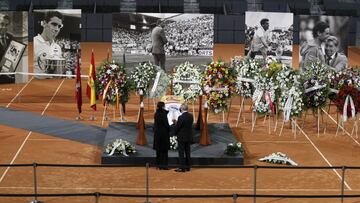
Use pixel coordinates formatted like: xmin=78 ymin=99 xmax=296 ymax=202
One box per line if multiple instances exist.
xmin=1 ymin=163 xmax=360 ymax=203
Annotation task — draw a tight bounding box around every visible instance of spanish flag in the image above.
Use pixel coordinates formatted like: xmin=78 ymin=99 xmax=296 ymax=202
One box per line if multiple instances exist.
xmin=86 ymin=50 xmax=98 ymax=111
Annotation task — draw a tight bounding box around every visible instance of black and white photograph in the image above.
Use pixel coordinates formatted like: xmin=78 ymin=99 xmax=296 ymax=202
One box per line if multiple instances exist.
xmin=112 ymin=13 xmax=214 ymax=72
xmin=245 ymin=11 xmax=293 ymax=65
xmin=0 ymin=12 xmax=28 ymax=84
xmin=33 ymin=9 xmax=81 ymax=79
xmin=299 ymin=15 xmax=350 ymax=71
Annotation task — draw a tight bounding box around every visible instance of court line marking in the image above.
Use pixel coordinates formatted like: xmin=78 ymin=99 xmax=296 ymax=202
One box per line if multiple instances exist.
xmin=6 ymin=77 xmax=34 ymax=108
xmin=0 ymin=131 xmax=32 ymax=184
xmin=41 ymin=79 xmax=65 ymax=116
xmin=1 ymin=80 xmax=65 ymax=183
xmin=293 ymin=120 xmax=352 ymax=190
xmin=0 ymin=186 xmax=357 ymax=192
xmin=322 ymin=109 xmax=360 ymax=147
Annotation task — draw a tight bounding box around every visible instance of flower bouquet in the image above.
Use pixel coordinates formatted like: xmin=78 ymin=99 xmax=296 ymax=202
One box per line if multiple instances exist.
xmin=203 ymin=61 xmax=237 ymax=113
xmin=302 ymin=76 xmax=328 ymax=110
xmin=231 ymin=56 xmax=261 ymax=98
xmin=224 ymin=142 xmax=244 ymax=156
xmin=96 ymin=61 xmax=130 ymax=104
xmin=148 ymin=65 xmax=170 ymax=99
xmin=173 ymin=61 xmax=202 ymax=101
xmin=301 ymin=62 xmax=330 ymax=110
xmin=105 ymin=139 xmax=136 ymax=156
xmin=327 ymin=69 xmax=360 ymax=101
xmin=258 ymin=152 xmax=297 ymax=166
xmin=170 ymin=136 xmax=178 ymax=150
xmin=129 ymin=61 xmax=157 ymax=95
xmin=252 ymin=75 xmax=276 ymax=115
xmin=335 ymin=85 xmax=360 ymax=122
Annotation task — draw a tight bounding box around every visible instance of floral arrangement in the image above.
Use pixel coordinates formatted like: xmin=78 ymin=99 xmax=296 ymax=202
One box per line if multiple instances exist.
xmin=279 ymin=86 xmax=304 ymax=121
xmin=277 ymin=67 xmax=304 ymax=121
xmin=252 ymin=75 xmax=277 ymax=114
xmin=258 ymin=152 xmax=298 ymax=166
xmin=129 ymin=61 xmax=157 ymax=94
xmin=173 ymin=61 xmax=202 ymax=101
xmin=276 ymin=66 xmax=301 ymax=91
xmin=96 ymin=61 xmax=130 ymax=104
xmin=302 ymin=76 xmax=328 ymax=110
xmin=203 ymin=61 xmax=237 ymax=113
xmin=170 ymin=136 xmax=178 ymax=150
xmin=335 ymin=85 xmax=360 ymax=121
xmin=262 ymin=56 xmax=283 ymax=78
xmin=301 ymin=62 xmax=329 ymax=110
xmin=231 ymin=56 xmax=261 ymax=98
xmin=148 ymin=66 xmax=170 ymax=98
xmin=327 ymin=69 xmax=360 ymax=101
xmin=224 ymin=142 xmax=244 ymax=156
xmin=302 ymin=61 xmax=330 ymax=80
xmin=105 ymin=139 xmax=136 ymax=156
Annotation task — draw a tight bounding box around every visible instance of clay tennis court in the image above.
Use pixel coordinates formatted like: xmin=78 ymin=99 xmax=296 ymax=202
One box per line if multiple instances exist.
xmin=0 ymin=76 xmax=359 ymax=203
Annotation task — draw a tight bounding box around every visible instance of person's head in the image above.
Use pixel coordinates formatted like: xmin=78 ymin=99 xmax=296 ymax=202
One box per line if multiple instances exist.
xmin=325 ymin=35 xmax=339 ymax=57
xmin=312 ymin=21 xmax=330 ymax=42
xmin=41 ymin=11 xmax=64 ymax=41
xmin=260 ymin=18 xmax=269 ymax=31
xmin=180 ymin=104 xmax=188 ymax=113
xmin=156 ymin=101 xmax=165 ymax=111
xmin=0 ymin=13 xmax=10 ymax=36
xmin=156 ymin=19 xmax=165 ymax=28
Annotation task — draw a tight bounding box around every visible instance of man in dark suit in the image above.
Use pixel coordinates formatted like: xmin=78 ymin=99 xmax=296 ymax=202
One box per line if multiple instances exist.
xmin=324 ymin=35 xmax=348 ymax=71
xmin=0 ymin=13 xmax=15 ymax=84
xmin=174 ymin=104 xmax=194 ymax=172
xmin=151 ymin=19 xmax=168 ymax=71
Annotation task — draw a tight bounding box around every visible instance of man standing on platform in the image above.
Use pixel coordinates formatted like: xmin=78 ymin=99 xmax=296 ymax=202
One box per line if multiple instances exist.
xmin=151 ymin=19 xmax=168 ymax=71
xmin=174 ymin=104 xmax=194 ymax=172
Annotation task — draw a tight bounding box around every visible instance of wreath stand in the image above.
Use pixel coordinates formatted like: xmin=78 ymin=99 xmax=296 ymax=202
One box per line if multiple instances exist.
xmin=195 ymin=95 xmax=203 ymax=130
xmin=136 ymin=101 xmax=147 ymax=145
xmin=301 ymin=108 xmax=324 ymax=137
xmin=136 ymin=89 xmax=145 ymax=129
xmin=199 ymin=101 xmax=211 ymax=145
xmin=236 ymin=96 xmax=246 ymax=127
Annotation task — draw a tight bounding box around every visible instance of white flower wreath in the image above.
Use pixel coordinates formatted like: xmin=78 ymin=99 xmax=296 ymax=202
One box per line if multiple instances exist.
xmin=231 ymin=56 xmax=261 ymax=98
xmin=252 ymin=76 xmax=276 ymax=114
xmin=129 ymin=61 xmax=157 ymax=93
xmin=276 ymin=66 xmax=301 ymax=91
xmin=105 ymin=139 xmax=136 ymax=156
xmin=279 ymin=86 xmax=304 ymax=122
xmin=173 ymin=61 xmax=202 ymax=101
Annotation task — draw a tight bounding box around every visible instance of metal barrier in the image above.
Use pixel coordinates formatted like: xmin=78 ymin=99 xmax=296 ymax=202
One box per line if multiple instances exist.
xmin=1 ymin=163 xmax=360 ymax=203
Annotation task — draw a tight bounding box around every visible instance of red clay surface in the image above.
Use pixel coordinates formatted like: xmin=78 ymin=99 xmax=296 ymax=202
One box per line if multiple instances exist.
xmin=0 ymin=78 xmax=360 ymax=203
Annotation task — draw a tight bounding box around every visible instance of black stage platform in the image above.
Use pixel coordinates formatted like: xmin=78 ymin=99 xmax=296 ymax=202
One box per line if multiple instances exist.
xmin=101 ymin=122 xmax=243 ymax=165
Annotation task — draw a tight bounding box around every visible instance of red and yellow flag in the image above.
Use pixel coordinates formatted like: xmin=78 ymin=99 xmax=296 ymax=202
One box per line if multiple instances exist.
xmin=86 ymin=50 xmax=98 ymax=111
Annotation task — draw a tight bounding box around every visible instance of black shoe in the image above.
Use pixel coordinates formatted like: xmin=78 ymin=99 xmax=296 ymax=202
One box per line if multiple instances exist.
xmin=185 ymin=168 xmax=191 ymax=171
xmin=160 ymin=167 xmax=169 ymax=170
xmin=174 ymin=168 xmax=185 ymax=172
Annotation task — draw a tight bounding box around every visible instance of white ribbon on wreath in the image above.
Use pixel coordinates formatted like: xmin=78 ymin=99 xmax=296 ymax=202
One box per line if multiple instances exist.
xmin=283 ymin=87 xmax=295 ymax=122
xmin=150 ymin=71 xmax=161 ymax=97
xmin=342 ymin=95 xmax=356 ymax=122
xmin=304 ymin=84 xmax=327 ymax=93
